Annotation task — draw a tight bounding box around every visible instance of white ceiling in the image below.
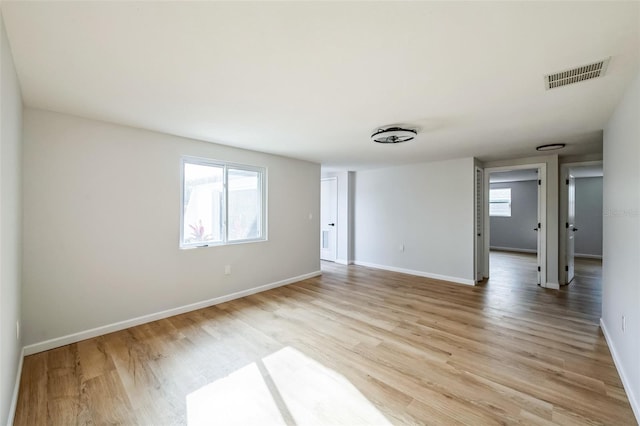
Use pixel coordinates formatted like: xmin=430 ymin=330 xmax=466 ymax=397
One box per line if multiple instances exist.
xmin=489 ymin=169 xmax=539 ymax=183
xmin=490 ymin=163 xmax=603 ymax=183
xmin=570 ymin=164 xmax=604 ymax=178
xmin=2 ymin=2 xmax=638 ymax=170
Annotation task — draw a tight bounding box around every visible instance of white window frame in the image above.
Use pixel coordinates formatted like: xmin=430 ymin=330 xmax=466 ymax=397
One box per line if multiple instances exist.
xmin=489 ymin=187 xmax=512 ymax=217
xmin=180 ymin=156 xmax=267 ymax=248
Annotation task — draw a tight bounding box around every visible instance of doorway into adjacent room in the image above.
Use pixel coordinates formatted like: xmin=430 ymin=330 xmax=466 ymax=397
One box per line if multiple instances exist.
xmin=481 ymin=165 xmax=546 ymax=289
xmin=560 ymin=162 xmax=603 ymax=285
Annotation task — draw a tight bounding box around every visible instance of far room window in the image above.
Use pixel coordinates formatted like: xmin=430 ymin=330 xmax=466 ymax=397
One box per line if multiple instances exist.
xmin=181 ymin=157 xmax=266 ymax=248
xmin=489 ymin=188 xmax=511 ymax=217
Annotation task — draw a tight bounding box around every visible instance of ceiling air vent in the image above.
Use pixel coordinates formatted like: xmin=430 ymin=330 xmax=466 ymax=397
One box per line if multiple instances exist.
xmin=545 ymin=58 xmax=610 ymax=90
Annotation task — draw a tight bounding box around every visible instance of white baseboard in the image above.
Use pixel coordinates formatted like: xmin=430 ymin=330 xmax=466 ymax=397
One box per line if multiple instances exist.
xmin=353 ymin=261 xmax=475 ymax=286
xmin=335 ymin=258 xmax=354 ymax=265
xmin=490 ymin=246 xmax=538 ymax=254
xmin=23 ymin=271 xmax=321 ymax=356
xmin=600 ymin=318 xmax=640 ymax=423
xmin=7 ymin=347 xmax=25 ymax=426
xmin=575 ymin=253 xmax=603 ymax=259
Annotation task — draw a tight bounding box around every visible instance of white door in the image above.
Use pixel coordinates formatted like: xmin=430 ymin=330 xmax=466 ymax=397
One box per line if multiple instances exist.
xmin=536 ymin=176 xmax=543 ymax=285
xmin=320 ymin=178 xmax=338 ymax=261
xmin=474 ymin=167 xmax=484 ymax=282
xmin=566 ymin=175 xmax=576 ymax=283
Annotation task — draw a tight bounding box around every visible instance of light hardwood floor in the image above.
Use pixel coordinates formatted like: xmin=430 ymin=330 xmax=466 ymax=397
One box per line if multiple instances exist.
xmin=14 ymin=252 xmax=635 ymax=425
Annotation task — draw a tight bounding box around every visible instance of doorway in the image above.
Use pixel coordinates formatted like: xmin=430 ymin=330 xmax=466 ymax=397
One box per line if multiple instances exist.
xmin=320 ymin=177 xmax=338 ymax=261
xmin=481 ymin=164 xmax=547 ymax=287
xmin=560 ymin=162 xmax=603 ymax=285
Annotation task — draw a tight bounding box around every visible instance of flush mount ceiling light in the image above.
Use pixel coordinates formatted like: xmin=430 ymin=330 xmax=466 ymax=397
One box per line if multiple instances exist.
xmin=536 ymin=143 xmax=566 ymax=152
xmin=371 ymin=127 xmax=417 ymax=144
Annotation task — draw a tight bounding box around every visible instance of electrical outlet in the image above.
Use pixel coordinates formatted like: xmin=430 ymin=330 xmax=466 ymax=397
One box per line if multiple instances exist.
xmin=622 ymin=315 xmax=626 ymax=333
xmin=225 ymin=265 xmax=231 ymax=275
xmin=16 ymin=320 xmax=20 ymax=341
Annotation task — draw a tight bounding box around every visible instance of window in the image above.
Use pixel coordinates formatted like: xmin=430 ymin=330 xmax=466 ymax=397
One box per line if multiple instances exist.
xmin=181 ymin=157 xmax=266 ymax=247
xmin=489 ymin=188 xmax=511 ymax=217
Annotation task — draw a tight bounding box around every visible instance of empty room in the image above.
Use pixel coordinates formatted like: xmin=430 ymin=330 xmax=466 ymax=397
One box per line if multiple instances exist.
xmin=1 ymin=1 xmax=639 ymax=425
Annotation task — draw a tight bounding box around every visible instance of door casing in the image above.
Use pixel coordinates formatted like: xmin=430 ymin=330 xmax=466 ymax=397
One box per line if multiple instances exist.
xmin=320 ymin=177 xmax=338 ymax=261
xmin=482 ymin=163 xmax=548 ymax=287
xmin=474 ymin=167 xmax=484 ymax=283
xmin=559 ymin=160 xmax=603 ymax=284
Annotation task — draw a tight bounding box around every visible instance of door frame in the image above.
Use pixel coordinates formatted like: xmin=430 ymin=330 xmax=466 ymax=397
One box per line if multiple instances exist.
xmin=474 ymin=167 xmax=484 ymax=283
xmin=559 ymin=160 xmax=603 ymax=284
xmin=483 ymin=163 xmax=548 ymax=287
xmin=320 ymin=177 xmax=338 ymax=262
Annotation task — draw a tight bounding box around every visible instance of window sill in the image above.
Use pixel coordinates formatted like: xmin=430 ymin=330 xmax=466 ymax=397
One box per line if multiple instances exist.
xmin=180 ymin=238 xmax=268 ymax=250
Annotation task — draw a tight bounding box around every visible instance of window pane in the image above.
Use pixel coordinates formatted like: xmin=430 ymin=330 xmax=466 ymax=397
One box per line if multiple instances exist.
xmin=489 ymin=188 xmax=511 ymax=217
xmin=183 ymin=163 xmax=224 ymax=245
xmin=228 ymin=168 xmax=261 ymax=241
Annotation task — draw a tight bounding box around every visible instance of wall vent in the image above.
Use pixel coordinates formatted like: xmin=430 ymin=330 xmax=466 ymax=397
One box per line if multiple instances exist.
xmin=545 ymin=58 xmax=610 ymax=90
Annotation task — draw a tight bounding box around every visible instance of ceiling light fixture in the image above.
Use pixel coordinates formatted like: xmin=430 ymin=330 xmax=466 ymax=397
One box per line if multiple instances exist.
xmin=536 ymin=143 xmax=566 ymax=152
xmin=371 ymin=127 xmax=417 ymax=144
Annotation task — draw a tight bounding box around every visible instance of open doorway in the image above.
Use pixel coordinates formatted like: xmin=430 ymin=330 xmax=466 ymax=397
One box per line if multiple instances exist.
xmin=481 ymin=164 xmax=548 ymax=288
xmin=560 ymin=162 xmax=603 ymax=285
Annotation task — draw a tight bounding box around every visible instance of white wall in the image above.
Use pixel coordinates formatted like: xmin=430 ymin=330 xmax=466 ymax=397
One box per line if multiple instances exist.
xmin=0 ymin=11 xmax=23 ymax=425
xmin=575 ymin=177 xmax=603 ymax=257
xmin=602 ymin=72 xmax=640 ymax=421
xmin=321 ymin=170 xmax=354 ymax=264
xmin=22 ymin=109 xmax=320 ymax=349
xmin=354 ymin=158 xmax=475 ymax=284
xmin=490 ymin=180 xmax=538 ymax=252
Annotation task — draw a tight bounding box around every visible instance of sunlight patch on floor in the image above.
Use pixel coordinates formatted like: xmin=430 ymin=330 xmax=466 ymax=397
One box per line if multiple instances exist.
xmin=186 ymin=346 xmax=390 ymax=425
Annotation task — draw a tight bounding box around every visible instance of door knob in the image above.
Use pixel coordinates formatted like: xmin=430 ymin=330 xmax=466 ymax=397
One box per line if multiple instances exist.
xmin=572 ymin=227 xmax=578 ymax=232
xmin=328 ymin=223 xmax=335 ymax=226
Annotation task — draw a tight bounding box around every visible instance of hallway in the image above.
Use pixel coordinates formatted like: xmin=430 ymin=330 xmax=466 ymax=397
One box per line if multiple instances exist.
xmin=487 ymin=250 xmax=603 ymax=324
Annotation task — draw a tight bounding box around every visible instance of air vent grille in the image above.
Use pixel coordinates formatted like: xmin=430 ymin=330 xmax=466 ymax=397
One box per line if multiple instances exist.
xmin=545 ymin=58 xmax=610 ymax=90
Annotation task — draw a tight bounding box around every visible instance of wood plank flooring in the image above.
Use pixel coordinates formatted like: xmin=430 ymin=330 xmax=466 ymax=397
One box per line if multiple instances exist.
xmin=14 ymin=252 xmax=635 ymax=425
